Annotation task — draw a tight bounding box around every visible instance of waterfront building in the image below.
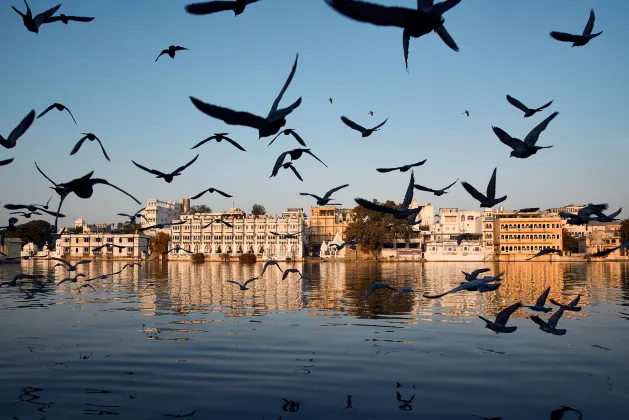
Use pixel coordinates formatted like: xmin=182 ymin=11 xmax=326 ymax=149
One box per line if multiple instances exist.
xmin=493 ymin=211 xmax=563 ymax=255
xmin=544 ymin=204 xmax=586 ymax=216
xmin=0 ymin=238 xmax=22 ymax=263
xmin=54 ymin=233 xmax=150 ymax=259
xmin=168 ymin=207 xmax=306 ymax=261
xmin=307 ymin=206 xmax=352 ymax=253
xmin=140 ymin=198 xmax=184 ymax=235
xmin=422 ymin=208 xmax=485 ymax=261
xmin=577 ymin=221 xmax=623 ymax=256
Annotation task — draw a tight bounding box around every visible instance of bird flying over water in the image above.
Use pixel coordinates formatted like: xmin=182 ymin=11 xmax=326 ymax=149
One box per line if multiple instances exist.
xmin=132 ymin=155 xmax=199 ymax=183
xmin=589 ymin=241 xmax=629 ymax=258
xmin=514 ymin=207 xmax=540 ymax=214
xmin=282 ymin=268 xmax=304 ymax=280
xmin=202 ymin=219 xmax=233 ymax=229
xmin=493 ymin=112 xmax=559 ymax=159
xmin=46 ymin=13 xmax=94 ymax=25
xmin=185 ymin=0 xmax=260 ymax=16
xmin=329 ymin=240 xmax=358 ymax=251
xmin=527 ymin=248 xmax=561 ymax=260
xmin=299 ymin=184 xmax=349 ymax=206
xmin=456 ymin=232 xmax=474 ymax=246
xmin=531 ymin=308 xmax=567 ymax=335
xmin=461 ymin=168 xmax=507 ymax=208
xmin=190 ymin=54 xmax=301 ymax=139
xmin=268 ymin=129 xmax=307 ymax=147
xmin=0 ymin=110 xmax=35 ymax=149
xmin=524 ymin=287 xmax=552 ymax=313
xmin=462 ymin=268 xmax=490 ymax=282
xmin=261 ymin=260 xmax=283 ymax=276
xmin=356 ymin=171 xmax=420 ymax=222
xmin=361 ymin=281 xmax=397 ymax=301
xmin=92 ymin=243 xmax=125 ymax=252
xmin=71 ymin=133 xmax=110 ymax=161
xmin=377 ymin=159 xmax=426 ymax=173
xmin=0 ymin=158 xmax=14 ymax=166
xmin=227 ymin=277 xmax=258 ymax=290
xmin=506 ymin=95 xmax=554 ymax=118
xmin=163 ymin=245 xmax=193 ymax=255
xmin=155 ymin=45 xmax=189 ymax=62
xmin=478 ymin=302 xmax=522 ymax=334
xmin=550 ymin=294 xmax=581 ymax=312
xmin=57 ymin=273 xmax=86 ymax=286
xmin=560 ymin=203 xmax=608 ymax=226
xmin=4 ymin=203 xmax=64 ymax=218
xmin=37 ymin=103 xmax=77 ymax=125
xmin=550 ymin=9 xmax=602 ymax=47
xmin=340 ymin=116 xmax=387 ymax=137
xmin=191 ymin=187 xmax=232 ymax=199
xmin=396 ymin=287 xmax=415 ymax=301
xmin=424 ymin=275 xmax=501 ymax=299
xmin=0 ymin=273 xmax=45 ymax=288
xmin=325 ymin=0 xmax=461 ymax=71
xmin=329 ymin=97 xmax=333 ymax=104
xmin=11 ymin=1 xmax=60 ymax=33
xmin=50 ymin=257 xmax=91 ymax=272
xmin=191 ymin=133 xmax=245 ymax=151
xmin=413 ymin=179 xmax=458 ymax=196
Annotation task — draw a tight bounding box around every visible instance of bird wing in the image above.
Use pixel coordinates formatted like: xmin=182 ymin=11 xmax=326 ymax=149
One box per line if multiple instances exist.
xmin=224 ymin=137 xmax=246 ymax=151
xmin=495 ymin=302 xmax=522 ymax=325
xmin=550 ymin=31 xmax=582 ymax=43
xmin=190 ymin=189 xmax=208 ymax=200
xmin=50 ymin=257 xmax=71 ymax=268
xmin=243 ymin=277 xmax=258 ymax=286
xmin=287 ymin=164 xmax=303 ymax=181
xmin=371 ymin=118 xmax=388 ymax=130
xmin=281 ymin=271 xmax=290 ymax=280
xmin=212 ymin=188 xmax=232 ymax=197
xmin=583 ymin=9 xmax=595 ymax=36
xmin=268 ymin=131 xmax=283 ymax=146
xmin=299 ymin=193 xmax=323 ymax=201
xmin=428 ymin=0 xmax=461 ymax=16
xmin=456 ymin=234 xmax=463 ymax=246
xmin=190 ymin=136 xmax=213 ymax=149
xmin=401 ymin=171 xmax=415 ymax=209
xmin=403 ymin=28 xmax=411 ymax=71
xmin=287 ymin=130 xmax=307 ymax=147
xmin=37 ymin=104 xmax=56 ymax=119
xmin=7 ymin=110 xmax=36 ymax=145
xmin=547 ymin=308 xmax=565 ymax=329
xmin=506 ymin=95 xmax=530 ymax=113
xmin=0 ymin=158 xmax=14 ymax=166
xmin=535 ymin=287 xmax=551 ymax=307
xmin=417 ymin=0 xmax=434 ymax=9
xmin=579 ymin=203 xmax=608 ymax=217
xmin=271 ymin=151 xmax=290 ymax=177
xmin=155 ymin=50 xmax=167 ymax=62
xmin=530 ymin=315 xmax=547 ymax=329
xmin=95 ymin=139 xmax=111 ymax=161
xmin=413 ymin=184 xmax=437 ymax=193
xmin=433 ymin=24 xmax=459 ymax=52
xmin=303 ymin=149 xmax=328 ymax=167
xmin=70 ymin=136 xmax=89 ymax=156
xmin=536 ymin=99 xmax=554 ymax=112
xmin=173 ymin=46 xmax=189 ymax=52
xmin=376 ymin=167 xmax=397 ymax=173
xmin=441 ymin=178 xmax=459 ymax=191
xmin=325 ymin=0 xmax=416 ymax=28
xmin=607 ymin=207 xmax=623 ymax=219
xmin=90 ymin=179 xmax=142 ymax=205
xmin=492 ymin=126 xmax=522 ymax=151
xmin=340 ymin=116 xmax=367 ymax=133
xmin=524 ymin=111 xmax=558 ymax=146
xmin=185 ymin=1 xmax=236 ymax=15
xmin=268 ymin=53 xmax=299 ymax=118
xmin=190 ymin=97 xmax=268 ymax=130
xmin=486 ymin=167 xmax=498 ymax=199
xmin=354 ymin=198 xmax=398 ymax=215
xmin=323 ymin=184 xmax=349 ymax=199
xmin=34 ymin=3 xmax=62 ymax=26
xmin=568 ymin=294 xmax=581 ymax=307
xmin=172 ymin=154 xmax=199 ymax=175
xmin=470 ymin=268 xmax=490 ymax=279
xmin=268 ymin=97 xmax=302 ymax=123
xmin=132 ymin=160 xmax=165 ymax=177
xmin=35 ymin=162 xmax=58 ymax=186
xmin=227 ymin=280 xmax=241 ymax=287
xmin=461 ymin=181 xmax=487 ymax=203
xmin=410 ymin=159 xmax=427 ymax=168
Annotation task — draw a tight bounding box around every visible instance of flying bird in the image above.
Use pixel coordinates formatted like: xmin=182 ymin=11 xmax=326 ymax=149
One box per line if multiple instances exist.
xmin=0 ymin=110 xmax=35 ymax=149
xmin=361 ymin=281 xmax=397 ymax=301
xmin=329 ymin=97 xmax=333 ymax=104
xmin=462 ymin=268 xmax=490 ymax=282
xmin=261 ymin=259 xmax=283 ymax=276
xmin=461 ymin=168 xmax=506 ymax=208
xmin=57 ymin=273 xmax=86 ymax=286
xmin=191 ymin=133 xmax=245 ymax=151
xmin=282 ymin=268 xmax=304 ymax=280
xmin=202 ymin=219 xmax=233 ymax=228
xmin=369 ymin=111 xmax=374 ymax=116
xmin=270 ymin=231 xmax=301 ymax=239
xmin=37 ymin=103 xmax=77 ymax=125
xmin=92 ymin=243 xmax=125 ymax=252
xmin=560 ymin=203 xmax=608 ymax=226
xmin=71 ymin=133 xmax=110 ymax=161
xmin=191 ymin=187 xmax=232 ymax=199
xmin=137 ymin=221 xmax=186 ymax=232
xmin=524 ymin=287 xmax=552 ymax=313
xmin=589 ymin=241 xmax=629 ymax=258
xmin=478 ymin=302 xmax=522 ymax=334
xmin=11 ymin=1 xmax=61 ymax=33
xmin=340 ymin=116 xmax=387 ymax=137
xmin=527 ymin=247 xmax=561 ymax=260
xmin=272 ymin=162 xmax=303 ymax=181
xmin=514 ymin=207 xmax=540 ymax=214
xmin=50 ymin=257 xmax=91 ymax=272
xmin=396 ymin=287 xmax=415 ymax=300
xmin=329 ymin=240 xmax=358 ymax=251
xmin=506 ymin=95 xmax=554 ymax=118
xmin=550 ymin=294 xmax=582 ymax=312
xmin=462 ymin=110 xmax=469 ymax=117
xmin=0 ymin=273 xmax=45 ymax=288
xmin=299 ymin=184 xmax=349 ymax=206
xmin=46 ymin=13 xmax=95 ymax=25
xmin=424 ymin=276 xmax=501 ymax=299
xmin=550 ymin=406 xmax=583 ymax=420
xmin=227 ymin=277 xmax=258 ymax=290
xmin=132 ymin=155 xmax=199 ymax=183
xmin=271 ymin=148 xmax=327 ymax=178
xmin=185 ymin=0 xmax=260 ymax=16
xmin=355 ymin=171 xmax=420 ymax=222
xmin=594 ymin=207 xmax=622 ymax=222
xmin=492 ymin=112 xmax=559 ymax=159
xmin=531 ymin=308 xmax=567 ymax=336
xmin=155 ymin=45 xmax=189 ymax=62
xmin=376 ymin=159 xmax=426 ymax=173
xmin=4 ymin=203 xmax=65 ymax=218
xmin=163 ymin=245 xmax=193 ymax=255
xmin=9 ymin=211 xmax=42 ymax=218
xmin=550 ymin=9 xmax=602 ymax=47
xmin=456 ymin=232 xmax=475 ymax=246
xmin=190 ymin=54 xmax=301 ymax=139
xmin=413 ymin=179 xmax=458 ymax=196
xmin=117 ymin=207 xmax=148 ymax=224
xmin=325 ymin=0 xmax=461 ymax=71
xmin=268 ymin=129 xmax=307 ymax=147
xmin=0 ymin=158 xmax=14 ymax=166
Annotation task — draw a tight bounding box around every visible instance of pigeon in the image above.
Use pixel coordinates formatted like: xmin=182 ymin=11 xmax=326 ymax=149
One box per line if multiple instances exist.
xmin=396 ymin=287 xmax=415 ymax=300
xmin=329 ymin=240 xmax=358 ymax=251
xmin=282 ymin=268 xmax=304 ymax=280
xmin=550 ymin=294 xmax=582 ymax=312
xmin=424 ymin=275 xmax=501 ymax=299
xmin=71 ymin=133 xmax=110 ymax=161
xmin=461 ymin=168 xmax=507 ymax=208
xmin=550 ymin=406 xmax=583 ymax=420
xmin=3 ymin=203 xmax=65 ymax=218
xmin=340 ymin=116 xmax=387 ymax=137
xmin=506 ymin=95 xmax=554 ymax=118
xmin=463 ymin=110 xmax=469 ymax=117
xmin=46 ymin=13 xmax=95 ymax=25
xmin=0 ymin=273 xmax=45 ymax=288
xmin=360 ymin=281 xmax=397 ymax=301
xmin=117 ymin=207 xmax=148 ymax=224
xmin=185 ymin=0 xmax=259 ymax=16
xmin=527 ymin=248 xmax=561 ymax=260
xmin=202 ymin=219 xmax=233 ymax=229
xmin=299 ymin=184 xmax=349 ymax=206
xmin=191 ymin=187 xmax=233 ymax=199
xmin=462 ymin=268 xmax=490 ymax=282
xmin=190 ymin=54 xmax=301 ymax=139
xmin=37 ymin=103 xmax=77 ymax=125
xmin=594 ymin=207 xmax=622 ymax=222
xmin=0 ymin=110 xmax=35 ymax=149
xmin=137 ymin=221 xmax=186 ymax=232
xmin=50 ymin=257 xmax=91 ymax=272
xmin=369 ymin=111 xmax=374 ymax=116
xmin=11 ymin=1 xmax=61 ymax=34
xmin=57 ymin=273 xmax=86 ymax=286
xmin=273 ymin=161 xmax=303 ymax=181
xmin=478 ymin=302 xmax=522 ymax=334
xmin=120 ymin=262 xmax=141 ymax=270
xmin=456 ymin=232 xmax=474 ymax=246
xmin=560 ymin=203 xmax=608 ymax=225
xmin=492 ymin=112 xmax=559 ymax=159
xmin=227 ymin=277 xmax=258 ymax=290
xmin=413 ymin=179 xmax=458 ymax=196
xmin=268 ymin=129 xmax=307 ymax=147
xmin=155 ymin=46 xmax=189 ymax=62
xmin=376 ymin=159 xmax=426 ymax=173
xmin=329 ymin=97 xmax=333 ymax=104
xmin=191 ymin=133 xmax=245 ymax=151
xmin=9 ymin=211 xmax=42 ymax=218
xmin=590 ymin=241 xmax=629 ymax=258
xmin=514 ymin=207 xmax=540 ymax=214
xmin=271 ymin=148 xmax=327 ymax=177
xmin=531 ymin=308 xmax=567 ymax=335
xmin=325 ymin=0 xmax=461 ymax=70
xmin=261 ymin=260 xmax=283 ymax=276
xmin=550 ymin=9 xmax=602 ymax=47
xmin=524 ymin=287 xmax=552 ymax=313
xmin=163 ymin=245 xmax=193 ymax=255
xmin=76 ymin=283 xmax=97 ymax=293
xmin=355 ymin=171 xmax=421 ymax=222
xmin=92 ymin=243 xmax=125 ymax=251
xmin=132 ymin=155 xmax=199 ymax=183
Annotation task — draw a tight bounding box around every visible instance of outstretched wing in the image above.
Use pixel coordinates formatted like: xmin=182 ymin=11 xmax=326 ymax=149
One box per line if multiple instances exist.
xmin=461 ymin=181 xmax=486 ymax=203
xmin=224 ymin=137 xmax=247 ymax=151
xmin=212 ymin=188 xmax=232 ymax=198
xmin=492 ymin=126 xmax=522 ymax=151
xmin=271 ymin=151 xmax=290 ymax=177
xmin=371 ymin=118 xmax=388 ymax=130
xmin=186 ymin=1 xmax=237 ymax=15
xmin=0 ymin=158 xmax=14 ymax=166
xmin=287 ymin=164 xmax=303 ymax=181
xmin=354 ymin=198 xmax=398 ymax=215
xmin=583 ymin=9 xmax=595 ymax=36
xmin=190 ymin=189 xmax=208 ymax=200
xmin=470 ymin=268 xmax=491 ymax=279
xmin=376 ymin=167 xmax=398 ymax=173
xmin=323 ymin=184 xmax=349 ymax=199
xmin=340 ymin=116 xmax=367 ymax=133
xmin=506 ymin=95 xmax=530 ymax=113
xmin=486 ymin=167 xmax=498 ymax=199
xmin=304 ymin=150 xmax=328 ymax=167
xmin=190 ymin=97 xmax=267 ymax=130
xmin=132 ymin=160 xmax=164 ymax=177
xmin=550 ymin=31 xmax=582 ymax=43
xmin=34 ymin=3 xmax=62 ymax=26
xmin=325 ymin=0 xmax=415 ymax=28
xmin=70 ymin=137 xmax=88 ymax=156
xmin=547 ymin=307 xmax=565 ymax=329
xmin=91 ymin=179 xmax=141 ymax=205
xmin=37 ymin=104 xmax=56 ymax=119
xmin=413 ymin=183 xmax=437 ymax=193
xmin=536 ymin=99 xmax=554 ymax=112
xmin=535 ymin=287 xmax=551 ymax=307
xmin=172 ymin=154 xmax=199 ymax=175
xmin=47 ymin=15 xmax=95 ymax=23
xmin=523 ymin=111 xmax=559 ymax=146
xmin=243 ymin=277 xmax=258 ymax=286
xmin=428 ymin=0 xmax=461 ymax=17
xmin=7 ymin=110 xmax=36 ymax=145
xmin=495 ymin=302 xmax=522 ymax=325
xmin=530 ymin=315 xmax=547 ymax=329
xmin=299 ymin=193 xmax=322 ymax=201
xmin=95 ymin=139 xmax=111 ymax=161
xmin=401 ymin=171 xmax=415 ymax=209
xmin=268 ymin=54 xmax=299 ymax=119
xmin=441 ymin=178 xmax=459 ymax=191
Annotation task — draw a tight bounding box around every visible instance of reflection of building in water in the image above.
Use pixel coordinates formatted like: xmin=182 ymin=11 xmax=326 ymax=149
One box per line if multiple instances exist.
xmin=493 ymin=211 xmax=563 ymax=256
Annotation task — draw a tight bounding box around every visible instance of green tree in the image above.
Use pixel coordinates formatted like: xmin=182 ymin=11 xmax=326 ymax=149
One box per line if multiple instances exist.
xmin=190 ymin=204 xmax=212 ymax=214
xmin=344 ymin=200 xmax=414 ymax=258
xmin=150 ymin=232 xmax=170 ymax=256
xmin=121 ymin=221 xmax=141 ymax=234
xmin=5 ymin=219 xmax=55 ymax=246
xmin=73 ymin=225 xmax=83 ymax=234
xmin=251 ymin=204 xmax=266 ymax=216
xmin=620 ymin=219 xmax=629 ymax=243
xmin=562 ymin=228 xmax=579 ymax=253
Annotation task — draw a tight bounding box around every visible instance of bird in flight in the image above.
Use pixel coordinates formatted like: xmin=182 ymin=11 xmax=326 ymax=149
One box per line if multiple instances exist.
xmin=396 ymin=287 xmax=415 ymax=301
xmin=456 ymin=232 xmax=474 ymax=246
xmin=261 ymin=260 xmax=283 ymax=276
xmin=493 ymin=112 xmax=559 ymax=159
xmin=329 ymin=240 xmax=358 ymax=251
xmin=268 ymin=129 xmax=307 ymax=147
xmin=227 ymin=277 xmax=258 ymax=290
xmin=299 ymin=184 xmax=349 ymax=206
xmin=132 ymin=155 xmax=199 ymax=183
xmin=506 ymin=95 xmax=554 ymax=118
xmin=530 ymin=308 xmax=567 ymax=336
xmin=462 ymin=110 xmax=469 ymax=117
xmin=202 ymin=219 xmax=233 ymax=229
xmin=526 ymin=247 xmax=561 ymax=261
xmin=355 ymin=171 xmax=421 ymax=222
xmin=46 ymin=13 xmax=95 ymax=25
xmin=513 ymin=207 xmax=540 ymax=214
xmin=461 ymin=167 xmax=507 ymax=208
xmin=272 ymin=161 xmax=304 ymax=181
xmin=0 ymin=158 xmax=14 ymax=166
xmin=325 ymin=0 xmax=461 ymax=71
xmin=524 ymin=287 xmax=552 ymax=313
xmin=271 ymin=148 xmax=327 ymax=178
xmin=478 ymin=302 xmax=522 ymax=334
xmin=560 ymin=203 xmax=608 ymax=226
xmin=282 ymin=268 xmax=304 ymax=281
xmin=185 ymin=0 xmax=260 ymax=16
xmin=361 ymin=281 xmax=397 ymax=301
xmin=550 ymin=9 xmax=602 ymax=47
xmin=92 ymin=243 xmax=125 ymax=252
xmin=117 ymin=207 xmax=148 ymax=224
xmin=190 ymin=54 xmax=301 ymax=139
xmin=191 ymin=133 xmax=245 ymax=151
xmin=340 ymin=116 xmax=387 ymax=137
xmin=550 ymin=294 xmax=582 ymax=312
xmin=462 ymin=268 xmax=490 ymax=282
xmin=329 ymin=97 xmax=333 ymax=104
xmin=51 ymin=257 xmax=91 ymax=272
xmin=4 ymin=203 xmax=64 ymax=218
xmin=137 ymin=221 xmax=186 ymax=232
xmin=155 ymin=45 xmax=189 ymax=62
xmin=413 ymin=179 xmax=458 ymax=196
xmin=377 ymin=159 xmax=426 ymax=173
xmin=163 ymin=245 xmax=193 ymax=255
xmin=0 ymin=110 xmax=35 ymax=149
xmin=37 ymin=103 xmax=77 ymax=125
xmin=57 ymin=273 xmax=86 ymax=286
xmin=424 ymin=274 xmax=501 ymax=299
xmin=9 ymin=210 xmax=42 ymax=218
xmin=11 ymin=1 xmax=61 ymax=34
xmin=191 ymin=187 xmax=232 ymax=199
xmin=71 ymin=133 xmax=111 ymax=161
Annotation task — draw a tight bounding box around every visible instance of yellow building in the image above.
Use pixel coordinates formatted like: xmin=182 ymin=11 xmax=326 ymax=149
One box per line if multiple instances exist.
xmin=307 ymin=206 xmax=352 ymax=246
xmin=494 ymin=212 xmax=563 ymax=255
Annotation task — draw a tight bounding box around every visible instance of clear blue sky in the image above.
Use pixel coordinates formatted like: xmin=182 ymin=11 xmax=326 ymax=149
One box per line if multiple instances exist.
xmin=1 ymin=0 xmax=627 ymax=228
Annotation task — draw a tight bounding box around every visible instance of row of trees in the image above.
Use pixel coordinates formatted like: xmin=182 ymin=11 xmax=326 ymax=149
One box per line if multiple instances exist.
xmin=187 ymin=204 xmax=266 ymax=216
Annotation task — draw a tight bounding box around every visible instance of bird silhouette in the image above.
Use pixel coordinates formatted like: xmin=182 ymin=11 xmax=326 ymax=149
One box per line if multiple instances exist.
xmin=132 ymin=155 xmax=199 ymax=183
xmin=329 ymin=97 xmax=333 ymax=104
xmin=117 ymin=207 xmax=148 ymax=224
xmin=377 ymin=159 xmax=426 ymax=173
xmin=524 ymin=287 xmax=553 ymax=313
xmin=11 ymin=1 xmax=61 ymax=34
xmin=191 ymin=133 xmax=245 ymax=151
xmin=550 ymin=294 xmax=582 ymax=312
xmin=355 ymin=171 xmax=420 ymax=222
xmin=268 ymin=129 xmax=307 ymax=147
xmin=530 ymin=308 xmax=567 ymax=335
xmin=413 ymin=179 xmax=458 ymax=196
xmin=46 ymin=13 xmax=94 ymax=25
xmin=550 ymin=9 xmax=602 ymax=47
xmin=227 ymin=277 xmax=258 ymax=290
xmin=478 ymin=302 xmax=522 ymax=334
xmin=155 ymin=45 xmax=189 ymax=62
xmin=361 ymin=281 xmax=397 ymax=301
xmin=191 ymin=187 xmax=233 ymax=199
xmin=271 ymin=148 xmax=327 ymax=178
xmin=0 ymin=110 xmax=35 ymax=149
xmin=506 ymin=95 xmax=554 ymax=118
xmin=340 ymin=116 xmax=387 ymax=137
xmin=463 ymin=110 xmax=469 ymax=117
xmin=527 ymin=248 xmax=561 ymax=260
xmin=37 ymin=103 xmax=77 ymax=125
xmin=493 ymin=112 xmax=559 ymax=159
xmin=461 ymin=168 xmax=507 ymax=208
xmin=185 ymin=0 xmax=260 ymax=16
xmin=71 ymin=133 xmax=110 ymax=161
xmin=299 ymin=184 xmax=349 ymax=206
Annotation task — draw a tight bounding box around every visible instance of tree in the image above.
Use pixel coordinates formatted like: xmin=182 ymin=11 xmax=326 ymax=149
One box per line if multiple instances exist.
xmin=121 ymin=221 xmax=141 ymax=234
xmin=620 ymin=219 xmax=629 ymax=243
xmin=150 ymin=232 xmax=170 ymax=256
xmin=5 ymin=220 xmax=55 ymax=247
xmin=73 ymin=225 xmax=83 ymax=234
xmin=190 ymin=204 xmax=212 ymax=214
xmin=344 ymin=200 xmax=415 ymax=258
xmin=251 ymin=204 xmax=266 ymax=216
xmin=562 ymin=228 xmax=579 ymax=253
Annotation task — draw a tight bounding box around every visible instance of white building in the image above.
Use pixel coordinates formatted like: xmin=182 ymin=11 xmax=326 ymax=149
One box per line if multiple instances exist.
xmin=409 ymin=199 xmax=434 ymax=230
xmin=140 ymin=199 xmax=184 ymax=235
xmin=168 ymin=207 xmax=306 ymax=261
xmin=0 ymin=238 xmax=22 ymax=264
xmin=432 ymin=208 xmax=483 ymax=235
xmin=54 ymin=233 xmax=150 ymax=260
xmin=423 ymin=208 xmax=485 ymax=261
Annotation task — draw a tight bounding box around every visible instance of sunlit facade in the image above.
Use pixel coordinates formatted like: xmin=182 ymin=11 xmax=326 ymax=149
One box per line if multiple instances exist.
xmin=494 ymin=212 xmax=563 ymax=255
xmin=54 ymin=233 xmax=150 ymax=259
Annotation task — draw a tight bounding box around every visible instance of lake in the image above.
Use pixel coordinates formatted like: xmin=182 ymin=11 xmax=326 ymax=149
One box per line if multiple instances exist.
xmin=1 ymin=261 xmax=628 ymax=419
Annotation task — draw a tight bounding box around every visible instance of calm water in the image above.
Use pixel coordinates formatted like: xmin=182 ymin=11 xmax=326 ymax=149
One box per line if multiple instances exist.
xmin=1 ymin=261 xmax=628 ymax=419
